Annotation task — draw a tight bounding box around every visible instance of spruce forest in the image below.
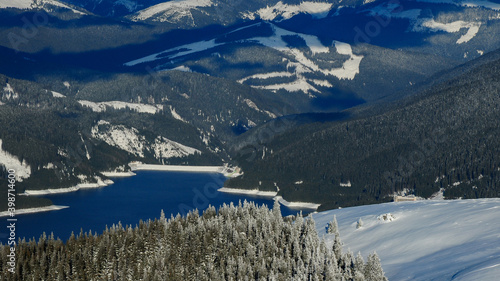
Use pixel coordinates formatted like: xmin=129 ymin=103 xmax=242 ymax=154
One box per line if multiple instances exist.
xmin=0 ymin=202 xmax=386 ymax=281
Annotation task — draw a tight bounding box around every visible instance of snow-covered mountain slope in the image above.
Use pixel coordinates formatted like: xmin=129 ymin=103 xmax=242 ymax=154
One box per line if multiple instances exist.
xmin=0 ymin=139 xmax=31 ymax=181
xmin=130 ymin=0 xmax=335 ymax=25
xmin=91 ymin=120 xmax=200 ymax=159
xmin=132 ymin=0 xmax=213 ymax=22
xmin=313 ymin=199 xmax=500 ymax=280
xmin=0 ymin=0 xmax=85 ymax=14
xmin=125 ymin=22 xmax=363 ymax=96
xmin=242 ymin=1 xmax=333 ymax=21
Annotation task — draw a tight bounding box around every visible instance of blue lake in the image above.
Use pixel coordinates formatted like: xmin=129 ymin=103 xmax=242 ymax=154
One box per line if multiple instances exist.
xmin=2 ymin=171 xmax=313 ymax=243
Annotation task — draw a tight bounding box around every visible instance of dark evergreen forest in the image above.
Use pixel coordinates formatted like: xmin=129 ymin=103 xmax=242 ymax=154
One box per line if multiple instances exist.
xmin=0 ymin=202 xmax=386 ymax=281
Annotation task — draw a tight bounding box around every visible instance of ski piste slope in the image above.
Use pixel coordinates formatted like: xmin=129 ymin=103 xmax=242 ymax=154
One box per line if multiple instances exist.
xmin=313 ymin=198 xmax=500 ymax=280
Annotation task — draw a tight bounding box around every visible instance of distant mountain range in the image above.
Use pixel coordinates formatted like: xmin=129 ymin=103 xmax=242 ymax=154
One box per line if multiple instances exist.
xmin=0 ymin=0 xmax=499 ymax=210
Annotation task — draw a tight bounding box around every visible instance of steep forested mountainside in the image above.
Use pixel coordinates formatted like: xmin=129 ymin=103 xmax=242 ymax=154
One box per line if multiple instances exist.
xmin=0 ymin=72 xmax=231 ymax=210
xmin=226 ymin=48 xmax=500 ymax=210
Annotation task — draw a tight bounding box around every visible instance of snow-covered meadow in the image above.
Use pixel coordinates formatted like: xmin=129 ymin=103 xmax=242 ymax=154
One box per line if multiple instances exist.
xmin=314 ymin=199 xmax=500 ymax=280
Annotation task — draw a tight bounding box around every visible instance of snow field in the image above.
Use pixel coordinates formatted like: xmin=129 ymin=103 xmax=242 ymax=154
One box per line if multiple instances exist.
xmin=313 ymin=199 xmax=500 ymax=280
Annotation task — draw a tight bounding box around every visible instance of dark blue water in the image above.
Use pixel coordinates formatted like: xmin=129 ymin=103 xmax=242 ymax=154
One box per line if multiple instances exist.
xmin=2 ymin=171 xmax=312 ymax=243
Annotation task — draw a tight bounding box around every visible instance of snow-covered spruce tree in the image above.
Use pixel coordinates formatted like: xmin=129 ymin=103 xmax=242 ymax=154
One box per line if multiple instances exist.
xmin=327 ymin=215 xmax=339 ymax=234
xmin=0 ymin=201 xmax=387 ymax=280
xmin=364 ymin=252 xmax=388 ymax=281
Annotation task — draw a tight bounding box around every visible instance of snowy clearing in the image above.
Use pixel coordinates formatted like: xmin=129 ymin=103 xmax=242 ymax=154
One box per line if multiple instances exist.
xmin=91 ymin=120 xmax=199 ymax=159
xmin=0 ymin=139 xmax=31 ymax=181
xmin=125 ymin=22 xmax=363 ymax=93
xmin=133 ymin=0 xmax=213 ymax=22
xmin=168 ymin=105 xmax=187 ymax=122
xmin=51 ymin=91 xmax=66 ymax=98
xmin=242 ymin=99 xmax=277 ymax=118
xmin=78 ymin=100 xmax=163 ymax=114
xmin=0 ymin=0 xmax=84 ymax=14
xmin=414 ymin=19 xmax=481 ymax=44
xmin=244 ymin=1 xmax=333 ymax=21
xmin=314 ymin=198 xmax=500 ymax=280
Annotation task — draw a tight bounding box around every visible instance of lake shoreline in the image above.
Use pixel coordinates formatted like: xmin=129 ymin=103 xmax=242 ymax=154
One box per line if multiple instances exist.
xmin=218 ymin=188 xmax=320 ymax=210
xmin=22 ymin=180 xmax=114 ymax=196
xmin=0 ymin=205 xmax=69 ymax=217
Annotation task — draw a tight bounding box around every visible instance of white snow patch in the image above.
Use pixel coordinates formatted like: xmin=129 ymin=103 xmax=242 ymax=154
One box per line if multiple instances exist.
xmin=3 ymin=83 xmax=19 ymax=100
xmin=43 ymin=163 xmax=55 ymax=170
xmin=238 ymin=71 xmax=294 ymax=83
xmin=340 ymin=181 xmax=352 ymax=187
xmin=246 ymin=1 xmax=333 ymax=21
xmin=92 ymin=123 xmax=146 ymax=157
xmin=254 ymin=78 xmax=320 ymax=95
xmin=169 ymin=65 xmax=192 ymax=72
xmin=0 ymin=0 xmax=84 ymax=14
xmin=78 ymin=100 xmax=163 ymax=114
xmin=51 ymin=91 xmax=65 ymax=98
xmin=457 ymin=24 xmax=481 ymax=44
xmin=414 ymin=19 xmax=481 ymax=44
xmin=0 ymin=0 xmax=33 ymax=9
xmin=151 ymin=136 xmax=200 ymax=159
xmin=309 ymin=79 xmax=333 ymax=87
xmin=243 ymin=99 xmax=277 ymax=118
xmin=314 ymin=199 xmax=500 ymax=281
xmin=477 ymin=50 xmax=484 ymax=55
xmin=125 ymin=39 xmax=222 ymax=66
xmin=169 ymin=105 xmax=187 ymax=122
xmin=0 ymin=139 xmax=31 ymax=181
xmin=63 ymin=81 xmax=70 ymax=88
xmin=92 ymin=121 xmax=199 ymax=159
xmin=133 ymin=0 xmax=213 ymax=22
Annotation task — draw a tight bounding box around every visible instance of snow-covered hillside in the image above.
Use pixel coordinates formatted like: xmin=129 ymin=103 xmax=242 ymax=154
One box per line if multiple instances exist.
xmin=125 ymin=22 xmax=363 ymax=95
xmin=0 ymin=139 xmax=31 ymax=181
xmin=0 ymin=0 xmax=84 ymax=14
xmin=313 ymin=199 xmax=500 ymax=280
xmin=132 ymin=0 xmax=213 ymax=22
xmin=242 ymin=1 xmax=333 ymax=21
xmin=131 ymin=0 xmax=334 ymax=24
xmin=91 ymin=120 xmax=200 ymax=159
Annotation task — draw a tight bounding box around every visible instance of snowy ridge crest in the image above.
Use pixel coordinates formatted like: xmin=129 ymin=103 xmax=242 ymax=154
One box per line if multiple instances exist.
xmin=242 ymin=1 xmax=333 ymax=21
xmin=132 ymin=0 xmax=213 ymax=22
xmin=0 ymin=0 xmax=85 ymax=14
